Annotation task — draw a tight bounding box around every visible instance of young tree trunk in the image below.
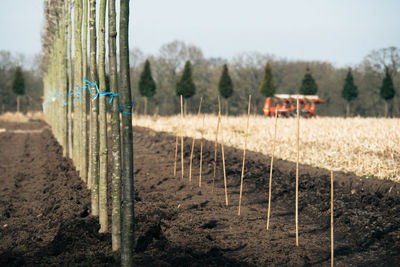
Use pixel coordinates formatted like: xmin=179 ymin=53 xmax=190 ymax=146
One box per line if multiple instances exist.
xmin=17 ymin=96 xmax=20 ymax=113
xmin=73 ymin=0 xmax=83 ymax=174
xmin=98 ymin=0 xmax=108 ymax=233
xmin=108 ymin=0 xmax=121 ymax=251
xmin=67 ymin=0 xmax=73 ymax=158
xmin=384 ymin=101 xmax=389 ymax=118
xmin=346 ymin=102 xmax=350 ymax=118
xmin=225 ymin=98 xmax=229 ymax=116
xmin=144 ymin=97 xmax=148 ymax=115
xmin=88 ymin=0 xmax=99 ymax=215
xmin=80 ymin=0 xmax=88 ymax=184
xmin=82 ymin=0 xmax=88 ymax=79
xmin=120 ymin=0 xmax=134 ymax=265
xmin=60 ymin=1 xmax=68 ymax=157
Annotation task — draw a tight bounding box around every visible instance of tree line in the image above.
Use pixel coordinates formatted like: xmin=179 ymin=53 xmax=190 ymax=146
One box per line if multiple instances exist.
xmin=41 ymin=0 xmax=133 ymax=266
xmin=131 ymin=43 xmax=399 ymax=117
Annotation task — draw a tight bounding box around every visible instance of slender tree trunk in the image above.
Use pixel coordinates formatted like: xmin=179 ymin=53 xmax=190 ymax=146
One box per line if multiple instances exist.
xmin=82 ymin=0 xmax=88 ymax=79
xmin=73 ymin=0 xmax=83 ymax=174
xmin=67 ymin=0 xmax=73 ymax=158
xmin=184 ymin=99 xmax=187 ymax=115
xmin=225 ymin=98 xmax=229 ymax=116
xmin=61 ymin=1 xmax=68 ymax=157
xmin=108 ymin=0 xmax=121 ymax=251
xmin=17 ymin=96 xmax=20 ymax=113
xmin=98 ymin=0 xmax=108 ymax=233
xmin=384 ymin=101 xmax=389 ymax=118
xmin=120 ymin=0 xmax=134 ymax=265
xmin=144 ymin=97 xmax=148 ymax=115
xmin=346 ymin=102 xmax=350 ymax=118
xmin=80 ymin=0 xmax=88 ymax=184
xmin=89 ymin=0 xmax=99 ymax=215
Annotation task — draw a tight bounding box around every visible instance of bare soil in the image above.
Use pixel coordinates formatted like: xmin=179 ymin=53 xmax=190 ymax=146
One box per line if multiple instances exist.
xmin=0 ymin=121 xmax=399 ymax=266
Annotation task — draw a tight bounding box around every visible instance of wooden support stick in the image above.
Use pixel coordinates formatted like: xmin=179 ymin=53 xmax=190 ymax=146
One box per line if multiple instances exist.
xmin=212 ymin=96 xmax=221 ymax=192
xmin=180 ymin=95 xmax=184 ymax=179
xmin=189 ymin=97 xmax=203 ymax=183
xmin=295 ymin=96 xmax=300 ymax=246
xmin=331 ymin=169 xmax=334 ymax=267
xmin=221 ymin=120 xmax=228 ymax=206
xmin=199 ymin=115 xmax=205 ymax=187
xmin=238 ymin=95 xmax=251 ymax=216
xmin=266 ymin=108 xmax=278 ymax=230
xmin=174 ymin=134 xmax=178 ymax=177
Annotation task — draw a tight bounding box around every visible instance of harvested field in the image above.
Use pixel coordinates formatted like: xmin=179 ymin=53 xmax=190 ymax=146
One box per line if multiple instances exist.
xmin=1 ymin=120 xmax=399 ymax=266
xmin=133 ymin=115 xmax=400 ymax=182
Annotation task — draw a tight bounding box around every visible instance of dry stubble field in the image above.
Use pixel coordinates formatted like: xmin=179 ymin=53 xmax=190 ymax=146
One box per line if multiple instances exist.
xmin=133 ymin=115 xmax=400 ymax=182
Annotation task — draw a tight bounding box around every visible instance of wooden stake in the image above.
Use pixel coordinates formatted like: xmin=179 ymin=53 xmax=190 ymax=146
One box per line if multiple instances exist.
xmin=212 ymin=96 xmax=221 ymax=192
xmin=331 ymin=169 xmax=334 ymax=267
xmin=267 ymin=108 xmax=278 ymax=230
xmin=238 ymin=95 xmax=251 ymax=216
xmin=221 ymin=120 xmax=228 ymax=206
xmin=174 ymin=134 xmax=178 ymax=177
xmin=295 ymin=96 xmax=300 ymax=246
xmin=180 ymin=95 xmax=184 ymax=179
xmin=199 ymin=115 xmax=205 ymax=187
xmin=189 ymin=97 xmax=203 ymax=183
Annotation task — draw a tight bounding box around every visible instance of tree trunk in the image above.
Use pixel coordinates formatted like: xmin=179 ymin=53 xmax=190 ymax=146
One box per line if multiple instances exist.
xmin=108 ymin=0 xmax=121 ymax=251
xmin=225 ymin=98 xmax=229 ymax=116
xmin=67 ymin=0 xmax=73 ymax=158
xmin=73 ymin=0 xmax=83 ymax=174
xmin=98 ymin=0 xmax=108 ymax=233
xmin=80 ymin=0 xmax=88 ymax=184
xmin=184 ymin=99 xmax=187 ymax=115
xmin=120 ymin=0 xmax=134 ymax=265
xmin=88 ymin=0 xmax=99 ymax=215
xmin=61 ymin=0 xmax=68 ymax=157
xmin=144 ymin=97 xmax=148 ymax=115
xmin=384 ymin=101 xmax=389 ymax=118
xmin=17 ymin=96 xmax=20 ymax=113
xmin=346 ymin=102 xmax=350 ymax=118
xmin=82 ymin=0 xmax=88 ymax=79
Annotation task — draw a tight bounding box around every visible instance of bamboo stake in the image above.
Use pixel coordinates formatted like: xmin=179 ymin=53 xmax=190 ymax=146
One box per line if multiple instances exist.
xmin=173 ymin=134 xmax=178 ymax=177
xmin=199 ymin=115 xmax=205 ymax=187
xmin=189 ymin=97 xmax=203 ymax=183
xmin=266 ymin=108 xmax=278 ymax=230
xmin=221 ymin=119 xmax=228 ymax=206
xmin=331 ymin=169 xmax=334 ymax=267
xmin=238 ymin=95 xmax=251 ymax=216
xmin=180 ymin=95 xmax=184 ymax=179
xmin=295 ymin=96 xmax=300 ymax=246
xmin=212 ymin=96 xmax=222 ymax=192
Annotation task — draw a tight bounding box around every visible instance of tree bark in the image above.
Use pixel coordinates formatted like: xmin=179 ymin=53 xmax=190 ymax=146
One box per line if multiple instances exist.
xmin=384 ymin=101 xmax=389 ymax=118
xmin=225 ymin=98 xmax=229 ymax=116
xmin=73 ymin=0 xmax=83 ymax=175
xmin=17 ymin=96 xmax=20 ymax=113
xmin=88 ymin=0 xmax=99 ymax=216
xmin=67 ymin=0 xmax=73 ymax=158
xmin=346 ymin=102 xmax=350 ymax=118
xmin=98 ymin=0 xmax=108 ymax=233
xmin=144 ymin=97 xmax=147 ymax=115
xmin=120 ymin=0 xmax=134 ymax=265
xmin=108 ymin=0 xmax=121 ymax=251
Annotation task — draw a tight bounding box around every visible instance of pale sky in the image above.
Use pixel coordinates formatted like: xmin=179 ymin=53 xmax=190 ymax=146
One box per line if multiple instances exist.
xmin=0 ymin=0 xmax=399 ymax=67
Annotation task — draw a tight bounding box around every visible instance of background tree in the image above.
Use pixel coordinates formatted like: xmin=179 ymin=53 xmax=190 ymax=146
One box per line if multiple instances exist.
xmin=138 ymin=59 xmax=156 ymax=115
xmin=259 ymin=62 xmax=275 ymax=98
xmin=299 ymin=67 xmax=318 ymax=95
xmin=11 ymin=66 xmax=25 ymax=113
xmin=380 ymin=68 xmax=395 ymax=117
xmin=176 ymin=60 xmax=196 ymax=114
xmin=218 ymin=64 xmax=233 ymax=115
xmin=341 ymin=69 xmax=358 ymax=117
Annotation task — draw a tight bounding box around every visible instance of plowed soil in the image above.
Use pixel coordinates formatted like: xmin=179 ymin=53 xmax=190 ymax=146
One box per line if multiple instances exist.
xmin=0 ymin=121 xmax=399 ymax=266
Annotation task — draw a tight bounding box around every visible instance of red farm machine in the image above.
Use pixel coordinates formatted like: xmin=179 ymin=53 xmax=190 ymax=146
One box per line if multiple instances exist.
xmin=263 ymin=94 xmax=324 ymax=118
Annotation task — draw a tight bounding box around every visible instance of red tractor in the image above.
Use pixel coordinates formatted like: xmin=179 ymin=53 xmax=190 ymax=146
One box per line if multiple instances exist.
xmin=263 ymin=94 xmax=324 ymax=118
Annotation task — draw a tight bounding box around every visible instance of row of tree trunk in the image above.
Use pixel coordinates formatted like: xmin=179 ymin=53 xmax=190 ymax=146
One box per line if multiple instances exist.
xmin=41 ymin=0 xmax=134 ymax=266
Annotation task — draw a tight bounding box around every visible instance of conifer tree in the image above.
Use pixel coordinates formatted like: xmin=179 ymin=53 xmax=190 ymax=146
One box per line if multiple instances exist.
xmin=12 ymin=66 xmax=25 ymax=113
xmin=380 ymin=68 xmax=395 ymax=117
xmin=176 ymin=60 xmax=195 ymax=113
xmin=299 ymin=67 xmax=318 ymax=95
xmin=218 ymin=64 xmax=233 ymax=115
xmin=341 ymin=69 xmax=358 ymax=117
xmin=259 ymin=62 xmax=275 ymax=98
xmin=138 ymin=59 xmax=156 ymax=115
